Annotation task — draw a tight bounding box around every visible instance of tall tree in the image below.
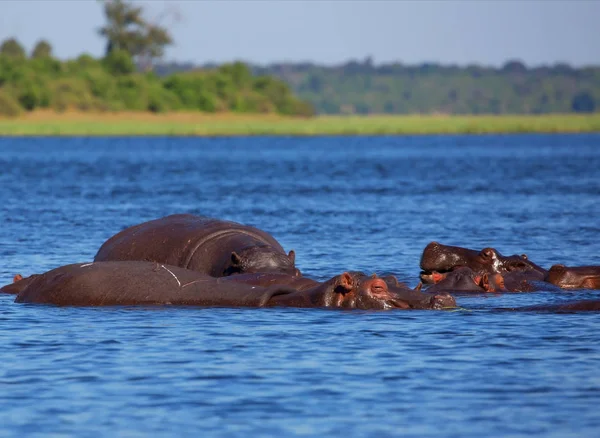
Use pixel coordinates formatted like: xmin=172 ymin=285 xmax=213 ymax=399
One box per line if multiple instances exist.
xmin=31 ymin=40 xmax=53 ymax=59
xmin=97 ymin=0 xmax=174 ymax=70
xmin=98 ymin=0 xmax=145 ymax=55
xmin=0 ymin=38 xmax=26 ymax=58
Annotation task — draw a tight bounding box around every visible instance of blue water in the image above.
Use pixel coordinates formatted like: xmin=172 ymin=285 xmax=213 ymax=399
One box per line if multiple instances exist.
xmin=1 ymin=135 xmax=600 ymax=437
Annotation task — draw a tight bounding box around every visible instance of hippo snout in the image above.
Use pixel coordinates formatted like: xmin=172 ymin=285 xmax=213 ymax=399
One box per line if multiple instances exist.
xmin=430 ymin=293 xmax=456 ymax=309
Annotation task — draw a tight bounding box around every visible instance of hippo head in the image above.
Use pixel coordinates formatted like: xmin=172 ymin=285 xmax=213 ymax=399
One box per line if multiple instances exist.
xmin=545 ymin=264 xmax=600 ymax=290
xmin=225 ymin=248 xmax=299 ymax=277
xmin=481 ymin=249 xmax=546 ymax=278
xmin=425 ymin=267 xmax=506 ymax=293
xmin=329 ymin=272 xmax=456 ymax=310
xmin=420 ymin=241 xmax=546 ymax=283
xmin=0 ymin=273 xmax=41 ymax=295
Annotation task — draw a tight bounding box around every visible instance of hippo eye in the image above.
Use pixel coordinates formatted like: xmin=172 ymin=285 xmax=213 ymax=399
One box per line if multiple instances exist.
xmin=508 ymin=261 xmax=527 ymax=271
xmin=521 ymin=254 xmax=528 ymax=260
xmin=481 ymin=248 xmax=493 ymax=258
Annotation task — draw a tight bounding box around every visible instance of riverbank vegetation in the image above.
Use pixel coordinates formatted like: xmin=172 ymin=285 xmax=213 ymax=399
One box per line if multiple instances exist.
xmin=0 ymin=0 xmax=598 ymax=136
xmin=1 ymin=112 xmax=598 ymax=136
xmin=0 ymin=1 xmax=313 ymax=119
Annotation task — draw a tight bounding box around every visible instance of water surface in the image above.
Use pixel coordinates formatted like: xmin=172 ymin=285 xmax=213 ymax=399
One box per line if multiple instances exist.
xmin=1 ymin=135 xmax=600 ymax=436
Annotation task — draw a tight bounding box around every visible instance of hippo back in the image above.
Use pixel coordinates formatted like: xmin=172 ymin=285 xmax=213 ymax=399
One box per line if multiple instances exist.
xmin=94 ymin=214 xmax=289 ymax=276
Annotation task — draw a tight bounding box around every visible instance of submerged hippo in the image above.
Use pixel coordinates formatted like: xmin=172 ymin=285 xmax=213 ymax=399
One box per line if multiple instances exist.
xmin=13 ymin=261 xmax=455 ymax=310
xmin=501 ymin=299 xmax=600 ymax=313
xmin=419 ymin=241 xmax=546 ymax=284
xmin=94 ymin=214 xmax=298 ymax=277
xmin=223 ymin=272 xmax=454 ymax=309
xmin=422 ymin=267 xmax=506 ymax=294
xmin=545 ymin=265 xmax=600 ymax=290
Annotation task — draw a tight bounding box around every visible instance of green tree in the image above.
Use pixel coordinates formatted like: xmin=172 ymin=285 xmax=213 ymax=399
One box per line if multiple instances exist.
xmin=31 ymin=40 xmax=53 ymax=59
xmin=98 ymin=0 xmax=145 ymax=55
xmin=0 ymin=38 xmax=26 ymax=58
xmin=98 ymin=0 xmax=173 ymax=70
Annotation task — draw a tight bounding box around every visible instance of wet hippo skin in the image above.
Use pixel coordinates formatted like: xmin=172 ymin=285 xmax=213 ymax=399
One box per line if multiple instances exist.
xmin=94 ymin=214 xmax=299 ymax=277
xmin=419 ymin=241 xmax=547 ymax=284
xmin=545 ymin=265 xmax=600 ymax=290
xmin=14 ymin=261 xmax=456 ymax=310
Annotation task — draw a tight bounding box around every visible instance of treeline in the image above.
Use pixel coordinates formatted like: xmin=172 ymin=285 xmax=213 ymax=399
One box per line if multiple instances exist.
xmin=0 ymin=41 xmax=314 ymax=117
xmin=254 ymin=60 xmax=599 ymax=115
xmin=156 ymin=59 xmax=600 ymax=115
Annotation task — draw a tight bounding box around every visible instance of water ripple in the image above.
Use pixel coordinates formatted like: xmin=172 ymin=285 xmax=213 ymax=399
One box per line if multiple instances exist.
xmin=1 ymin=135 xmax=600 ymax=436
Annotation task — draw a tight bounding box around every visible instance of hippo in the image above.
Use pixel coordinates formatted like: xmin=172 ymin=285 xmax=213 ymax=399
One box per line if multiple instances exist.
xmin=501 ymin=299 xmax=600 ymax=313
xmin=500 ymin=271 xmax=562 ymax=292
xmin=545 ymin=265 xmax=600 ymax=290
xmin=14 ymin=261 xmax=456 ymax=310
xmin=94 ymin=214 xmax=298 ymax=277
xmin=422 ymin=267 xmax=506 ymax=294
xmin=419 ymin=241 xmax=546 ymax=284
xmin=223 ymin=271 xmax=455 ymax=309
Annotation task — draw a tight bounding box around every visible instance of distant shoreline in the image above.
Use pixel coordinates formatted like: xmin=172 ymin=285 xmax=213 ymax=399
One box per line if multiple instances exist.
xmin=0 ymin=111 xmax=598 ymax=136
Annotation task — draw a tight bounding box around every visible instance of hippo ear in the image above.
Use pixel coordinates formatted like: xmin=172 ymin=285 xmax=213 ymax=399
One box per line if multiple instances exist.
xmin=287 ymin=250 xmax=295 ymax=264
xmin=480 ymin=273 xmax=491 ymax=291
xmin=231 ymin=252 xmax=242 ymax=266
xmin=13 ymin=274 xmax=23 ymax=283
xmin=414 ymin=282 xmax=423 ymax=292
xmin=335 ymin=272 xmax=354 ymax=293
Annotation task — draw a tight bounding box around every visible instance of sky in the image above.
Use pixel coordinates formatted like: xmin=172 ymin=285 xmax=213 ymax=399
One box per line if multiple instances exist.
xmin=0 ymin=0 xmax=598 ymax=67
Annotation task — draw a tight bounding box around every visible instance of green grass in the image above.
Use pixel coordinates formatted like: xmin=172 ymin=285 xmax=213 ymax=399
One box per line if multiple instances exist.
xmin=0 ymin=112 xmax=599 ymax=136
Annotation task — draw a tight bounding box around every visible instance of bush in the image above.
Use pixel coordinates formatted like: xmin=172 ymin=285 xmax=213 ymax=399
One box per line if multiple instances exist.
xmin=116 ymin=75 xmax=149 ymax=110
xmin=147 ymin=85 xmax=182 ymax=113
xmin=103 ymin=49 xmax=135 ymax=75
xmin=80 ymin=68 xmax=117 ymax=100
xmin=50 ymin=78 xmax=96 ymax=112
xmin=0 ymin=90 xmax=24 ymax=117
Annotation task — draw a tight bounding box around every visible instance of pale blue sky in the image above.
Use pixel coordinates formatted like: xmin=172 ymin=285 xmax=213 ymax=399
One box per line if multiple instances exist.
xmin=0 ymin=0 xmax=598 ymax=66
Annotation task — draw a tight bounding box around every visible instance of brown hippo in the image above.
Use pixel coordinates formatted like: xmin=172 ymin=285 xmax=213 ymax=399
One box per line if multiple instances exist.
xmin=545 ymin=265 xmax=600 ymax=290
xmin=501 ymin=299 xmax=600 ymax=313
xmin=94 ymin=214 xmax=298 ymax=277
xmin=419 ymin=241 xmax=547 ymax=284
xmin=223 ymin=272 xmax=455 ymax=309
xmin=423 ymin=267 xmax=566 ymax=293
xmin=14 ymin=261 xmax=456 ymax=310
xmin=422 ymin=267 xmax=506 ymax=294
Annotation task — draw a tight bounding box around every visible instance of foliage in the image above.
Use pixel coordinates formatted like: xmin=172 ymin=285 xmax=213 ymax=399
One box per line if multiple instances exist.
xmin=0 ymin=90 xmax=23 ymax=117
xmin=242 ymin=60 xmax=600 ymax=115
xmin=572 ymin=92 xmax=596 ymax=113
xmin=0 ymin=40 xmax=313 ymax=117
xmin=98 ymin=0 xmax=173 ymax=70
xmin=0 ymin=38 xmax=26 ymax=59
xmin=31 ymin=40 xmax=53 ymax=59
xmin=103 ymin=49 xmax=135 ymax=75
